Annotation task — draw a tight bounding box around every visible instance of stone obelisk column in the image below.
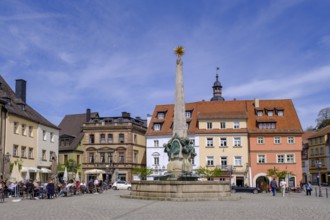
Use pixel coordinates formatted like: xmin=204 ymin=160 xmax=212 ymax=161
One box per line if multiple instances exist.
xmin=173 ymin=46 xmax=187 ymax=138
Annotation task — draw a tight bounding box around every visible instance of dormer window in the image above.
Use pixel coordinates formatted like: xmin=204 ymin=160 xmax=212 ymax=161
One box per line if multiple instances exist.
xmin=157 ymin=112 xmax=165 ymax=119
xmin=277 ymin=110 xmax=283 ymax=116
xmin=207 ymin=122 xmax=212 ymax=129
xmin=153 ymin=123 xmax=162 ymax=131
xmin=257 ymin=111 xmax=263 ymax=116
xmin=267 ymin=111 xmax=274 ymax=116
xmin=185 ymin=111 xmax=192 ymax=118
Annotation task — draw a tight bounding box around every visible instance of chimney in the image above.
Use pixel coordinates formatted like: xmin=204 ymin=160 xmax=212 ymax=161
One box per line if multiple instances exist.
xmin=86 ymin=108 xmax=91 ymax=122
xmin=15 ymin=79 xmax=27 ymax=103
xmin=255 ymin=98 xmax=260 ymax=108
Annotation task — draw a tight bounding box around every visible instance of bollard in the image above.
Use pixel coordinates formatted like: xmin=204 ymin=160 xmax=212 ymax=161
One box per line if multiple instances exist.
xmin=315 ymin=187 xmax=317 ymax=197
xmin=326 ymin=188 xmax=328 ymax=198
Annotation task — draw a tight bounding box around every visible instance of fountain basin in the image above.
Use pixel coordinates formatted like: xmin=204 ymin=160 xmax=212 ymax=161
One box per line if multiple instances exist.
xmin=121 ymin=180 xmax=240 ymax=201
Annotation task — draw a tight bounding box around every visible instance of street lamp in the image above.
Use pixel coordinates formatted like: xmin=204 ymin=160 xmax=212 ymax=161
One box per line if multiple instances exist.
xmin=317 ymin=161 xmax=322 ymax=197
xmin=229 ymin=165 xmax=236 ymax=186
xmin=106 ymin=165 xmax=109 ymax=185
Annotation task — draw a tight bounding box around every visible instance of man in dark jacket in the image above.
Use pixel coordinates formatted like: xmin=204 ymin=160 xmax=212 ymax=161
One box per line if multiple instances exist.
xmin=25 ymin=179 xmax=35 ymax=199
xmin=46 ymin=179 xmax=55 ymax=199
xmin=270 ymin=178 xmax=277 ymax=196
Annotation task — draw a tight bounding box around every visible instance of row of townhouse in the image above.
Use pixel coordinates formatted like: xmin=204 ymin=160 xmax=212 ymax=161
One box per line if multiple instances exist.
xmin=146 ymin=91 xmax=303 ymax=187
xmin=0 ymin=76 xmax=59 ymax=182
xmin=58 ymin=109 xmax=147 ymax=183
xmin=302 ymin=126 xmax=330 ymax=185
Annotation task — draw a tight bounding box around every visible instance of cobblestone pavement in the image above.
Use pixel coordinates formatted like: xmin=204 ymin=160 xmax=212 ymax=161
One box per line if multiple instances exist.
xmin=0 ymin=188 xmax=329 ymax=220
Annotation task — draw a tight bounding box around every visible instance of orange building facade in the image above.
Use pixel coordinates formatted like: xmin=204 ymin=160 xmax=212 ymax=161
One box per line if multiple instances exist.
xmin=248 ymin=99 xmax=303 ymax=187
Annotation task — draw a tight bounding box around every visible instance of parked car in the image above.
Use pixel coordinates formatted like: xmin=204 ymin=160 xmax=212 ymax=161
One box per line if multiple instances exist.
xmin=112 ymin=181 xmax=132 ymax=190
xmin=231 ymin=185 xmax=260 ymax=194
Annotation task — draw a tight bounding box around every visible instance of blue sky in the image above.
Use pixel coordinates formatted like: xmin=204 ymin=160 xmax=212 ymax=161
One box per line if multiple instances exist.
xmin=0 ymin=0 xmax=329 ymax=130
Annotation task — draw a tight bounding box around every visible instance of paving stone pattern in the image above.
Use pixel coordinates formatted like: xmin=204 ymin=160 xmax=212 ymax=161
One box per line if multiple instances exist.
xmin=0 ymin=188 xmax=329 ymax=220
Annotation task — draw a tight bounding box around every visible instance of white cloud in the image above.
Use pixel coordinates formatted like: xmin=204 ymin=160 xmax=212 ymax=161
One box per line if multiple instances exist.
xmin=225 ymin=65 xmax=330 ymax=100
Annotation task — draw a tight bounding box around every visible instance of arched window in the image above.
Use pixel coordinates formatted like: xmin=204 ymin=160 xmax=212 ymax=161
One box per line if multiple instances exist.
xmin=89 ymin=153 xmax=94 ymax=163
xmin=119 ymin=152 xmax=125 ymax=163
xmin=152 ymin=152 xmax=160 ymax=165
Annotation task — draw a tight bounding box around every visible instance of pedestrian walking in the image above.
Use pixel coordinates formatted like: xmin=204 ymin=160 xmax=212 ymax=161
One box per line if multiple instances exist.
xmin=270 ymin=178 xmax=277 ymax=196
xmin=305 ymin=181 xmax=312 ymax=196
xmin=280 ymin=179 xmax=287 ymax=197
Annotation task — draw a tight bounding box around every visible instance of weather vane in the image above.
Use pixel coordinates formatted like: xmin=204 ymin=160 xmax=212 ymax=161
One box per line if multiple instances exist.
xmin=174 ymin=46 xmax=185 ymax=57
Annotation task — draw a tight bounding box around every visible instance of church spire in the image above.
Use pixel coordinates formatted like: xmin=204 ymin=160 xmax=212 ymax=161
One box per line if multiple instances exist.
xmin=210 ymin=67 xmax=225 ymax=101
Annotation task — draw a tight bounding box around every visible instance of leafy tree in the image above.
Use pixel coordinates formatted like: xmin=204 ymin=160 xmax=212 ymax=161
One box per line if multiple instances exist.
xmin=58 ymin=159 xmax=80 ymax=173
xmin=267 ymin=167 xmax=294 ymax=181
xmin=131 ymin=167 xmax=153 ymax=180
xmin=316 ymin=107 xmax=330 ymax=129
xmin=195 ymin=166 xmax=222 ymax=178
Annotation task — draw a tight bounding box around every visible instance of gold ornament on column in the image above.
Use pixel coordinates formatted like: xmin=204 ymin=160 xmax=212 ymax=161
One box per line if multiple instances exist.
xmin=174 ymin=46 xmax=185 ymax=57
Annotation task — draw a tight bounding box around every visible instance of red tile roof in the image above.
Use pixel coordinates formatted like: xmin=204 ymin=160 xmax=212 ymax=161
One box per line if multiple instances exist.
xmin=302 ymin=131 xmax=316 ymax=143
xmin=246 ymin=99 xmax=303 ymax=134
xmin=308 ymin=125 xmax=330 ymax=139
xmin=147 ymin=99 xmax=302 ymax=136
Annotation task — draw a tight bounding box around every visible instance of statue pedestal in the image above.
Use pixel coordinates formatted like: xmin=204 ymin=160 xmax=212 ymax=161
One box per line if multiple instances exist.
xmin=167 ymin=158 xmax=193 ymax=179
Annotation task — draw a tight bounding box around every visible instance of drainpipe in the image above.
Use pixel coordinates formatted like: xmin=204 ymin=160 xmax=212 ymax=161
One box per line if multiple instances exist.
xmin=249 ymin=166 xmax=252 ymax=187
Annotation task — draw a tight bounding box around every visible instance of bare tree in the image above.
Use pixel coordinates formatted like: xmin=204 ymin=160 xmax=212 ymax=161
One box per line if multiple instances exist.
xmin=316 ymin=107 xmax=330 ymax=129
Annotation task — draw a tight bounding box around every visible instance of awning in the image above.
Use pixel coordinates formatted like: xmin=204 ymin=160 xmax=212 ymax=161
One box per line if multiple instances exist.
xmin=85 ymin=169 xmax=105 ymax=174
xmin=21 ymin=167 xmax=40 ymax=173
xmin=40 ymin=168 xmax=52 ymax=173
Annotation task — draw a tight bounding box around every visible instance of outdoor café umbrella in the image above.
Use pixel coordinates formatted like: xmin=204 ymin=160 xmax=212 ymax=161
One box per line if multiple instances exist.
xmin=35 ymin=171 xmax=40 ymax=182
xmin=25 ymin=169 xmax=30 ymax=180
xmin=10 ymin=162 xmax=23 ymax=182
xmin=85 ymin=169 xmax=105 ymax=174
xmin=63 ymin=167 xmax=68 ymax=182
xmin=75 ymin=172 xmax=80 ymax=182
xmin=98 ymin=172 xmax=103 ymax=181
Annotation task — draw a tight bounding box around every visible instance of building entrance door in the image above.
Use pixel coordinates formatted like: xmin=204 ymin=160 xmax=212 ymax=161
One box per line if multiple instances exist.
xmin=236 ymin=176 xmax=244 ymax=187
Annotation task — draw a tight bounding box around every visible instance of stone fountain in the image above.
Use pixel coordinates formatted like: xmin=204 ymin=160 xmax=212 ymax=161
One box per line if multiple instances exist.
xmin=123 ymin=47 xmax=236 ymax=201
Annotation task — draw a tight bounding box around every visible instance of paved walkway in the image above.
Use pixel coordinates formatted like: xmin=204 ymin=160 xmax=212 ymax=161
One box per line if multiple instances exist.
xmin=0 ymin=188 xmax=329 ymax=220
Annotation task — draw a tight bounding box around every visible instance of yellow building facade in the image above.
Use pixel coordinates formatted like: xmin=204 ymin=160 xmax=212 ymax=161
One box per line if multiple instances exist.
xmin=308 ymin=126 xmax=330 ymax=185
xmin=198 ymin=117 xmax=249 ymax=186
xmin=82 ymin=111 xmax=147 ymax=183
xmin=0 ymin=77 xmax=59 ymax=182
